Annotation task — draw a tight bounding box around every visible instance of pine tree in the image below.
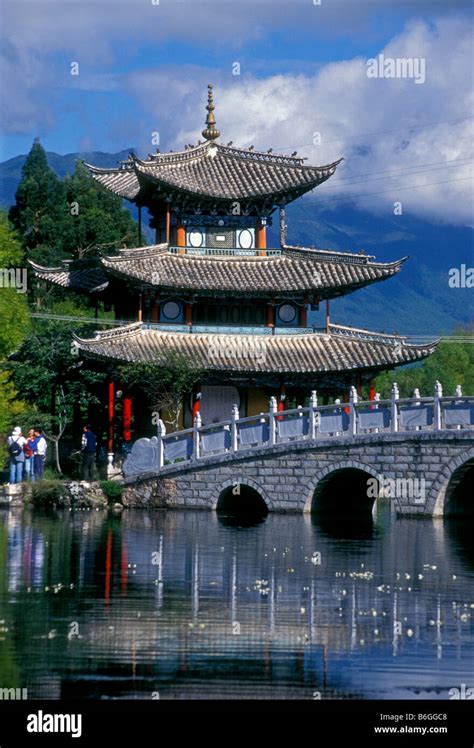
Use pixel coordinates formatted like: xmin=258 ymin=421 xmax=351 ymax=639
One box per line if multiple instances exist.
xmin=8 ymin=138 xmax=66 ymax=256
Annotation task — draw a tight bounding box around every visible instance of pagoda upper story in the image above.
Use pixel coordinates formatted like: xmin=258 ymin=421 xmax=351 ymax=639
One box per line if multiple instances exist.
xmin=86 ymin=84 xmax=342 ymax=248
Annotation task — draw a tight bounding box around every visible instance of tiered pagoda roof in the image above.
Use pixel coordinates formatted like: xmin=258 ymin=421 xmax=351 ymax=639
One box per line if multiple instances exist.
xmin=73 ymin=322 xmax=437 ymax=378
xmin=85 ymin=83 xmax=343 ymax=215
xmin=87 ymin=147 xmax=343 ymax=212
xmin=29 ymin=244 xmax=407 ymax=300
xmin=29 ymin=259 xmax=108 ymax=293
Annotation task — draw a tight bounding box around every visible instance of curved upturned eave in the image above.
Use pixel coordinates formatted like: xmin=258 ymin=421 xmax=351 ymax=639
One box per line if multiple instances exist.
xmin=132 ymin=159 xmax=341 ymax=203
xmin=73 ymin=322 xmax=438 ymax=376
xmin=28 ymin=259 xmax=109 ymax=293
xmin=99 ymin=247 xmax=407 ymax=299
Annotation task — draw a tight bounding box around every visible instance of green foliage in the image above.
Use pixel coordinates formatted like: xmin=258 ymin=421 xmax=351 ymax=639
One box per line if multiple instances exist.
xmin=100 ymin=480 xmax=123 ymax=502
xmin=61 ymin=161 xmax=139 ymax=259
xmin=0 ymin=212 xmax=31 ymax=358
xmin=8 ymin=140 xmax=139 ymax=269
xmin=119 ymin=350 xmax=202 ymax=430
xmin=8 ymin=139 xmax=66 ymax=254
xmin=30 ymin=480 xmax=69 ymax=508
xmin=0 ymin=367 xmax=30 ymax=467
xmin=374 ymin=329 xmax=474 ymax=398
xmin=8 ymin=301 xmax=106 ymax=472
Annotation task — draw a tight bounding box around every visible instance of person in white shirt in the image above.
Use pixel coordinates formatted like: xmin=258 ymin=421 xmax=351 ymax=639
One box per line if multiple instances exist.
xmin=33 ymin=428 xmax=47 ymax=480
xmin=7 ymin=427 xmax=27 ymax=484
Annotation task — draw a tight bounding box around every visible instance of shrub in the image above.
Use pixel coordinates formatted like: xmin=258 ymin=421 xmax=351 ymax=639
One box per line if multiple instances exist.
xmin=99 ymin=480 xmax=123 ymax=503
xmin=30 ymin=480 xmax=69 ymax=508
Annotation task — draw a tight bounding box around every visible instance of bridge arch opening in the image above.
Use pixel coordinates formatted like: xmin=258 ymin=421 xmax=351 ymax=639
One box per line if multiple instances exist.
xmin=444 ymin=459 xmax=474 ymax=517
xmin=216 ymin=483 xmax=269 ymax=518
xmin=311 ymin=467 xmax=375 ymax=517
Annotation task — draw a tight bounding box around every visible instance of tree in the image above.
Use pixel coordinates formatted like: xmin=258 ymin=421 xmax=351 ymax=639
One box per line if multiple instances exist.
xmin=0 ymin=212 xmax=31 ymax=468
xmin=61 ymin=161 xmax=139 ymax=259
xmin=119 ymin=351 xmax=202 ymax=431
xmin=8 ymin=139 xmax=66 ymax=258
xmin=0 ymin=212 xmax=31 ymax=358
xmin=374 ymin=328 xmax=474 ymax=398
xmin=8 ymin=301 xmax=106 ymax=474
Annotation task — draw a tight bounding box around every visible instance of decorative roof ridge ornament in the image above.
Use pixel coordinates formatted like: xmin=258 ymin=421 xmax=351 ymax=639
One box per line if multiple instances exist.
xmin=202 ymin=83 xmax=220 ymax=142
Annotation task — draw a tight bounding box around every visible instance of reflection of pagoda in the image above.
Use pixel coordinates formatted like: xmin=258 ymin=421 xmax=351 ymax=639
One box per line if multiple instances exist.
xmin=31 ymin=84 xmax=436 ymax=438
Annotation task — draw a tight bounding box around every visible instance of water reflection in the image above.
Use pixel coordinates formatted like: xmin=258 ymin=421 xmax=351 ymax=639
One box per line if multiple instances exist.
xmin=0 ymin=506 xmax=473 ymax=700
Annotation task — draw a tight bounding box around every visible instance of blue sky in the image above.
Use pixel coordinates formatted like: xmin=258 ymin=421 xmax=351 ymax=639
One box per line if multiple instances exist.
xmin=1 ymin=0 xmax=472 ymax=223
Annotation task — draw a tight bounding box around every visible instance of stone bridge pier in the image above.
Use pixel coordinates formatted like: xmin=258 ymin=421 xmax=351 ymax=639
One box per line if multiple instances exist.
xmin=122 ymin=431 xmax=474 ymax=518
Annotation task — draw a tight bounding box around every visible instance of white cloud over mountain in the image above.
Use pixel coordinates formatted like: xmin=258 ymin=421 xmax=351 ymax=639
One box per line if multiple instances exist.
xmin=1 ymin=1 xmax=472 ymax=224
xmin=128 ymin=18 xmax=473 ymax=224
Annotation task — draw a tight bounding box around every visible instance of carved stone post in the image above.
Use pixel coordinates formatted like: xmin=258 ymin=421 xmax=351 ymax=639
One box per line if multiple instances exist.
xmin=157 ymin=419 xmax=166 ymax=469
xmin=193 ymin=412 xmax=202 ymax=461
xmin=434 ymin=380 xmax=443 ymax=430
xmin=390 ymin=383 xmax=399 ymax=432
xmin=349 ymin=385 xmax=358 ymax=435
xmin=231 ymin=404 xmax=239 ymax=452
xmin=309 ymin=390 xmax=318 ymax=439
xmin=269 ymin=396 xmax=277 ymax=446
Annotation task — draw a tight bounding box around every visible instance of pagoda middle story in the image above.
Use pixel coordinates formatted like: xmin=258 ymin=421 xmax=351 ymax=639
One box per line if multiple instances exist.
xmin=31 ymin=84 xmax=437 ymax=442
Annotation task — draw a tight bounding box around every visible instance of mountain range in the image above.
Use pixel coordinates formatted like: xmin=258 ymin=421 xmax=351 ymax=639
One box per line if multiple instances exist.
xmin=1 ymin=148 xmax=472 ymax=337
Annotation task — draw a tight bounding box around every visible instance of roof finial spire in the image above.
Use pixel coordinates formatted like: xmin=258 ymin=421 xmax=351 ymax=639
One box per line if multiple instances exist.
xmin=202 ymin=83 xmax=220 ymax=142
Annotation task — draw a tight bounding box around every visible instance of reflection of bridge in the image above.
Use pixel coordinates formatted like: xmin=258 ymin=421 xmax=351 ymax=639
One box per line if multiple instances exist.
xmin=122 ymin=383 xmax=474 ymax=517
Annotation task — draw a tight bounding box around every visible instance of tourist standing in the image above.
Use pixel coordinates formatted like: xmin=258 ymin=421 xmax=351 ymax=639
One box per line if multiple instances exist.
xmin=81 ymin=425 xmax=97 ymax=481
xmin=7 ymin=427 xmax=26 ymax=484
xmin=33 ymin=429 xmax=47 ymax=480
xmin=23 ymin=428 xmax=36 ymax=482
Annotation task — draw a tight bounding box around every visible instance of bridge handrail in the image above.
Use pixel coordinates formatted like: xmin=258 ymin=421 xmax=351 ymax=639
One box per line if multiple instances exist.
xmin=122 ymin=383 xmax=474 ymax=476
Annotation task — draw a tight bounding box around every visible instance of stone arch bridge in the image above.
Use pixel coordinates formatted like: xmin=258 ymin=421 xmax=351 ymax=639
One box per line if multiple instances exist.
xmin=121 ymin=430 xmax=474 ymax=518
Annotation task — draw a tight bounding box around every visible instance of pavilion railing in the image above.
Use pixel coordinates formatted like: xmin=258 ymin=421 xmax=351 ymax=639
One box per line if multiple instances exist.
xmin=122 ymin=382 xmax=474 ymax=477
xmin=168 ymin=246 xmax=282 ymax=257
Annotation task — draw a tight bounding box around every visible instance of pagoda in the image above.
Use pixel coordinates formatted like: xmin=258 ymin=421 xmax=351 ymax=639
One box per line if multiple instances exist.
xmin=31 ymin=84 xmax=436 ymax=443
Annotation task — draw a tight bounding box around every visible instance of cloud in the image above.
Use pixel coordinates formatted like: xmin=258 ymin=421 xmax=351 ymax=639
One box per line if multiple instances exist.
xmin=1 ymin=2 xmax=472 ymax=224
xmin=125 ymin=17 xmax=472 ymax=224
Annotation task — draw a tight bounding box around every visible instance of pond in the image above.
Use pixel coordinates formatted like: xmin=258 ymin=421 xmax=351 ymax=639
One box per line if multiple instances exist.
xmin=0 ymin=504 xmax=472 ymax=700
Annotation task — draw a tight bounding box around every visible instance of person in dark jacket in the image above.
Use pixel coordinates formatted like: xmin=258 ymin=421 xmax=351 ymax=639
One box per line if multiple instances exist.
xmin=80 ymin=425 xmax=97 ymax=481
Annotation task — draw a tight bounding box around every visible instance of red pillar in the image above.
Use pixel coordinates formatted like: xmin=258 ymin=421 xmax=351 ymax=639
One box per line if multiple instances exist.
xmin=185 ymin=300 xmax=193 ymax=326
xmin=256 ymin=220 xmax=266 ymax=254
xmin=192 ymin=389 xmax=201 ymax=421
xmin=108 ymin=381 xmax=114 ymax=452
xmin=266 ymin=301 xmax=275 ymax=328
xmin=123 ymin=396 xmax=132 ymax=442
xmin=166 ymin=204 xmax=171 ymax=243
xmin=299 ymin=303 xmax=308 ymax=327
xmin=137 ymin=294 xmax=143 ymax=322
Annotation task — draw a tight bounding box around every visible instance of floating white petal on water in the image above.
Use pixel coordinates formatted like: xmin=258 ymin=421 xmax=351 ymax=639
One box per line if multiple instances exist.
xmin=300 ymin=607 xmax=306 ymax=614
xmin=374 ymin=629 xmax=379 ymax=636
xmin=452 ymin=575 xmax=457 ymax=580
xmin=407 ymin=628 xmax=414 ymax=637
xmin=418 ymin=574 xmax=424 ymax=580
xmin=47 ymin=629 xmax=57 ymax=639
xmin=460 ymin=614 xmax=470 ymax=622
xmin=405 ymin=574 xmax=411 ymax=580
